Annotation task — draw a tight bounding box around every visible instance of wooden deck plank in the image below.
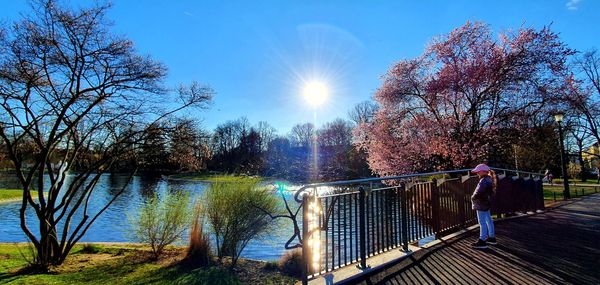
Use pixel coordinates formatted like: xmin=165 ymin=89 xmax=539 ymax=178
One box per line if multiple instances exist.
xmin=359 ymin=194 xmax=600 ymax=285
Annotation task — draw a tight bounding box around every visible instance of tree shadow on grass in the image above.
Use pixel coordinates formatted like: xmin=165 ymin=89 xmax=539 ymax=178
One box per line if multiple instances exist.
xmin=0 ymin=249 xmax=242 ymax=285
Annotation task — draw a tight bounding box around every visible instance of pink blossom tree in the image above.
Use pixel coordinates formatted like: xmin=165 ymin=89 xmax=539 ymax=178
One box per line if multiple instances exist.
xmin=356 ymin=22 xmax=573 ymax=176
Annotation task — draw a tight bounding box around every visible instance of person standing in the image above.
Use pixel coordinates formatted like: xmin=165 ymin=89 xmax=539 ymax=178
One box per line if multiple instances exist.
xmin=596 ymin=167 xmax=600 ymax=184
xmin=470 ymin=163 xmax=497 ymax=249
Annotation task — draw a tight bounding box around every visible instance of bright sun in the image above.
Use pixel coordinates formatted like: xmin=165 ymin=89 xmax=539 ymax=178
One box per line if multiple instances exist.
xmin=303 ymin=81 xmax=328 ymax=106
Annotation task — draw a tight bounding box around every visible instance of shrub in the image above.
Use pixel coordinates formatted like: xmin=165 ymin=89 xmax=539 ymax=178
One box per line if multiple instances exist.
xmin=278 ymin=248 xmax=303 ymax=278
xmin=263 ymin=261 xmax=278 ymax=271
xmin=204 ymin=178 xmax=279 ymax=268
xmin=131 ymin=191 xmax=191 ymax=259
xmin=81 ymin=244 xmax=102 ymax=254
xmin=186 ymin=202 xmax=211 ymax=266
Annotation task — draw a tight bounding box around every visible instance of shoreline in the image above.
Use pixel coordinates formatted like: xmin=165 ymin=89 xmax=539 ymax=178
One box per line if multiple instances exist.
xmin=0 ymin=198 xmax=22 ymax=205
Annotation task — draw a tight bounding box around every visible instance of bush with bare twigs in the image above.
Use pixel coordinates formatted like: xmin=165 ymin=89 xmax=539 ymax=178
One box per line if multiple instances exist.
xmin=278 ymin=248 xmax=304 ymax=278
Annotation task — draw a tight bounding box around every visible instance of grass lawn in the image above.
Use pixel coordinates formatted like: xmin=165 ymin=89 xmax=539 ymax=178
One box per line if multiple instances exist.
xmin=0 ymin=189 xmax=38 ymax=203
xmin=168 ymin=174 xmax=263 ymax=183
xmin=0 ymin=243 xmax=297 ymax=285
xmin=543 ymin=185 xmax=599 ymax=201
xmin=551 ymin=178 xmax=600 ymax=185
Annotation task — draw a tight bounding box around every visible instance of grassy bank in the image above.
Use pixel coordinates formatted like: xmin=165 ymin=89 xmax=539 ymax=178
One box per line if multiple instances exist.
xmin=0 ymin=189 xmax=38 ymax=203
xmin=0 ymin=243 xmax=297 ymax=285
xmin=543 ymin=185 xmax=599 ymax=201
xmin=551 ymin=178 xmax=600 ymax=185
xmin=168 ymin=174 xmax=263 ymax=183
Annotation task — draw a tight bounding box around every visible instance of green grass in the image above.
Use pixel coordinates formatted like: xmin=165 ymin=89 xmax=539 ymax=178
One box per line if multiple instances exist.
xmin=551 ymin=178 xmax=600 ymax=185
xmin=0 ymin=244 xmax=297 ymax=285
xmin=169 ymin=174 xmax=263 ymax=183
xmin=543 ymin=185 xmax=599 ymax=201
xmin=0 ymin=189 xmax=38 ymax=202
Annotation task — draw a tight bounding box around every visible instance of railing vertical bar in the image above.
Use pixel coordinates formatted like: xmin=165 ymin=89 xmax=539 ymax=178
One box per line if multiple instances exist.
xmin=318 ymin=196 xmax=323 ymax=272
xmin=440 ymin=183 xmax=447 ymax=231
xmin=343 ymin=193 xmax=348 ymax=265
xmin=385 ymin=189 xmax=396 ymax=247
xmin=389 ymin=189 xmax=393 ymax=250
xmin=408 ymin=185 xmax=415 ymax=242
xmin=382 ymin=188 xmax=387 ymax=250
xmin=459 ymin=180 xmax=466 ymax=228
xmin=384 ymin=188 xmax=389 ymax=250
xmin=416 ymin=184 xmax=423 ymax=239
xmin=400 ymin=183 xmax=409 ymax=251
xmin=348 ymin=193 xmax=353 ymax=264
xmin=336 ymin=196 xmax=341 ymax=268
xmin=358 ymin=186 xmax=367 ymax=269
xmin=375 ymin=191 xmax=383 ymax=253
xmin=432 ymin=179 xmax=441 ymax=238
xmin=415 ymin=184 xmax=423 ymax=237
xmin=302 ymin=194 xmax=309 ymax=285
xmin=423 ymin=184 xmax=429 ymax=237
xmin=396 ymin=186 xmax=401 ymax=247
xmin=354 ymin=192 xmax=359 ymax=262
xmin=453 ymin=183 xmax=459 ymax=229
xmin=390 ymin=187 xmax=397 ymax=247
xmin=337 ymin=196 xmax=341 ymax=268
xmin=324 ymin=197 xmax=329 ymax=273
xmin=445 ymin=184 xmax=451 ymax=230
xmin=372 ymin=183 xmax=377 ymax=254
xmin=382 ymin=189 xmax=386 ymax=251
xmin=385 ymin=189 xmax=396 ymax=250
xmin=331 ymin=197 xmax=335 ymax=270
xmin=377 ymin=188 xmax=383 ymax=252
xmin=367 ymin=186 xmax=376 ymax=253
xmin=427 ymin=183 xmax=432 ymax=236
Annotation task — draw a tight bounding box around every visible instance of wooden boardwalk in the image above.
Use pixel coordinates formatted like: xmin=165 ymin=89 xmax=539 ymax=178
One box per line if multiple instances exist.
xmin=359 ymin=194 xmax=600 ymax=285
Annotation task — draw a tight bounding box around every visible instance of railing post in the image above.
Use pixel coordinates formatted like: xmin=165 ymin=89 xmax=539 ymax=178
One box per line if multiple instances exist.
xmin=357 ymin=186 xmax=368 ymax=270
xmin=302 ymin=194 xmax=310 ymax=285
xmin=431 ymin=179 xmax=441 ymax=238
xmin=400 ymin=183 xmax=409 ymax=251
xmin=458 ymin=180 xmax=466 ymax=228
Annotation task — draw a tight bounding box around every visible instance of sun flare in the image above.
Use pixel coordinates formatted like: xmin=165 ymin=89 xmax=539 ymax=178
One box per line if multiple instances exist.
xmin=303 ymin=81 xmax=328 ymax=106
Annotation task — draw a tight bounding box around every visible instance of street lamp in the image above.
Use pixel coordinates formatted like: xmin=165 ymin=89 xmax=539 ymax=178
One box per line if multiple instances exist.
xmin=554 ymin=112 xmax=571 ymax=199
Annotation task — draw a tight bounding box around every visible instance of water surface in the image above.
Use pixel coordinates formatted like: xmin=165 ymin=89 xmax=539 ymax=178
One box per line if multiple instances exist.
xmin=0 ymin=173 xmax=296 ymax=261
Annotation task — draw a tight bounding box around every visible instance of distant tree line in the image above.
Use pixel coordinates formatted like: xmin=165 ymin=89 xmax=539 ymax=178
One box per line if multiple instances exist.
xmin=0 ymin=103 xmax=375 ymax=183
xmin=206 ymin=113 xmax=373 ymax=182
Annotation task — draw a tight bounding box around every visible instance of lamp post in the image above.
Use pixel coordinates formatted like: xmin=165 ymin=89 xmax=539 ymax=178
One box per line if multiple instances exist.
xmin=554 ymin=112 xmax=571 ymax=199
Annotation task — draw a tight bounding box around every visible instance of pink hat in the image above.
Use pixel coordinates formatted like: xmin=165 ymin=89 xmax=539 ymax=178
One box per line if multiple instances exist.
xmin=471 ymin=163 xmax=490 ymax=173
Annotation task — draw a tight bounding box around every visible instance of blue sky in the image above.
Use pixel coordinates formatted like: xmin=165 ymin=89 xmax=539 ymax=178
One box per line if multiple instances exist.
xmin=1 ymin=0 xmax=598 ymax=134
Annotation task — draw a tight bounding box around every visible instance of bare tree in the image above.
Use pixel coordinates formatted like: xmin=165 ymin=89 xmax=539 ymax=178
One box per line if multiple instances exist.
xmin=0 ymin=1 xmax=212 ymax=268
xmin=169 ymin=118 xmax=209 ymax=172
xmin=318 ymin=119 xmax=352 ymax=147
xmin=570 ymin=49 xmax=600 ymax=159
xmin=348 ymin=101 xmax=378 ymax=125
xmin=256 ymin=121 xmax=276 ymax=152
xmin=289 ymin=122 xmax=314 ymax=148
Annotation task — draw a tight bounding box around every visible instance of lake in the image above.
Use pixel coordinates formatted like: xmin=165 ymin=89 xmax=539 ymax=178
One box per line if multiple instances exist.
xmin=0 ymin=173 xmax=297 ymax=261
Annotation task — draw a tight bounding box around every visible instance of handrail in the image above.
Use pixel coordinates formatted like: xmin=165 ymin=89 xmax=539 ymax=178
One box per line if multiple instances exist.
xmin=294 ymin=167 xmax=543 ymax=202
xmin=490 ymin=167 xmax=544 ymax=176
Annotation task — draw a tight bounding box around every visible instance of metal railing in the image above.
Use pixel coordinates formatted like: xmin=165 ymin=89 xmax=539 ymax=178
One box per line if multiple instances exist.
xmin=294 ymin=168 xmax=544 ymax=284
